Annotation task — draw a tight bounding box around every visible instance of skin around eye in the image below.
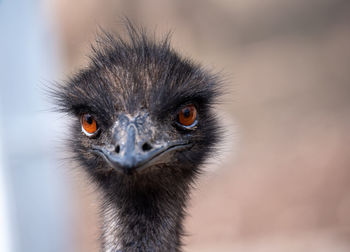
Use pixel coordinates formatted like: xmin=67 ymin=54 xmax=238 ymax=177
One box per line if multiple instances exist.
xmin=81 ymin=114 xmax=98 ymax=136
xmin=178 ymin=105 xmax=197 ymax=127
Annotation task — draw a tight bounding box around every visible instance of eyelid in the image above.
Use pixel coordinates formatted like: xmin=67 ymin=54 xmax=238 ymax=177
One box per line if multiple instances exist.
xmin=81 ymin=125 xmax=99 ymax=137
xmin=175 ymin=101 xmax=198 ymax=114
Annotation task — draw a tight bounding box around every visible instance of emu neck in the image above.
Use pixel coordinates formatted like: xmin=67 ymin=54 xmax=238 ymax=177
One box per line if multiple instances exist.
xmin=100 ymin=173 xmax=192 ymax=252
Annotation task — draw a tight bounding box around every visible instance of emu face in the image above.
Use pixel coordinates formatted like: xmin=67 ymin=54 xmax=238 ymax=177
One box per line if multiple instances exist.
xmin=54 ymin=31 xmax=220 ymax=184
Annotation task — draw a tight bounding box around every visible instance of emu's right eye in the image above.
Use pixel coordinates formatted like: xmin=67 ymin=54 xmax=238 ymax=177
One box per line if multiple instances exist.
xmin=81 ymin=114 xmax=99 ymax=136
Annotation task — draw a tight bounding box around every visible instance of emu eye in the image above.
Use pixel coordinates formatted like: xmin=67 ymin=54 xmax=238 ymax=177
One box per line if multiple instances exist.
xmin=81 ymin=114 xmax=99 ymax=136
xmin=178 ymin=105 xmax=197 ymax=127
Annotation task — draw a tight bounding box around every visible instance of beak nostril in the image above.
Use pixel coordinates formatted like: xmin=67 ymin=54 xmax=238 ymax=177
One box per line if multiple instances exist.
xmin=115 ymin=145 xmax=120 ymax=154
xmin=142 ymin=142 xmax=152 ymax=152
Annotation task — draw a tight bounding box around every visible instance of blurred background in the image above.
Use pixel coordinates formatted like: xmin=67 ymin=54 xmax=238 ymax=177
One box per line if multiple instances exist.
xmin=1 ymin=0 xmax=350 ymax=251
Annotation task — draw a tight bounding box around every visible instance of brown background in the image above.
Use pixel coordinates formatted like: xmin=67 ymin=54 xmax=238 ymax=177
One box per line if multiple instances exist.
xmin=48 ymin=0 xmax=350 ymax=251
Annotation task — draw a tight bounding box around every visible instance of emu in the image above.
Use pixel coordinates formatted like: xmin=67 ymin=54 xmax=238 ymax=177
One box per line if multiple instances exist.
xmin=53 ymin=24 xmax=221 ymax=252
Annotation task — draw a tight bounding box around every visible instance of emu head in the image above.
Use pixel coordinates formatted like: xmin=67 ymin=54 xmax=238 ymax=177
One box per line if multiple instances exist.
xmin=53 ymin=28 xmax=221 ymax=192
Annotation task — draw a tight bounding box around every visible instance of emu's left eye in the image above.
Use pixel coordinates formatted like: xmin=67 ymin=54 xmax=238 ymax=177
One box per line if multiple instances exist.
xmin=178 ymin=105 xmax=198 ymax=128
xmin=81 ymin=114 xmax=99 ymax=136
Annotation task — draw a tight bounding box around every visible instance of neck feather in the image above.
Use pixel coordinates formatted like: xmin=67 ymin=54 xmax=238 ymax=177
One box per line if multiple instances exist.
xmin=99 ymin=169 xmax=194 ymax=252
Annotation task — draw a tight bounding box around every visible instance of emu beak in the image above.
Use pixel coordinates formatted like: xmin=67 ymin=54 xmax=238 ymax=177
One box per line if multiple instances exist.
xmin=92 ymin=114 xmax=191 ymax=175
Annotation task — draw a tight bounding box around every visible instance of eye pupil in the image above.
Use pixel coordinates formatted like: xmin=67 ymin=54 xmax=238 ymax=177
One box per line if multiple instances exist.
xmin=183 ymin=109 xmax=191 ymax=118
xmin=86 ymin=115 xmax=93 ymax=124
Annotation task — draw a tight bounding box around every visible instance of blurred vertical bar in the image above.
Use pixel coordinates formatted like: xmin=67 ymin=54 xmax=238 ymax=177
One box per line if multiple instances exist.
xmin=0 ymin=1 xmax=74 ymax=252
xmin=0 ymin=122 xmax=12 ymax=252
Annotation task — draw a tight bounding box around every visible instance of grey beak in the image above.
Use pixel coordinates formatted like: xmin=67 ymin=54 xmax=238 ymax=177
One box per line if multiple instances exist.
xmin=92 ymin=114 xmax=191 ymax=175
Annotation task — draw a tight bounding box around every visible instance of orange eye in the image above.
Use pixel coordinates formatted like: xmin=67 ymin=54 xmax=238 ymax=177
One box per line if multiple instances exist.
xmin=81 ymin=114 xmax=98 ymax=136
xmin=178 ymin=105 xmax=197 ymax=127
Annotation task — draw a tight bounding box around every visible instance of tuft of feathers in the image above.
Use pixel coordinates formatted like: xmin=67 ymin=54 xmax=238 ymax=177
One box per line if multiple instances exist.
xmin=52 ymin=21 xmax=221 ymax=117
